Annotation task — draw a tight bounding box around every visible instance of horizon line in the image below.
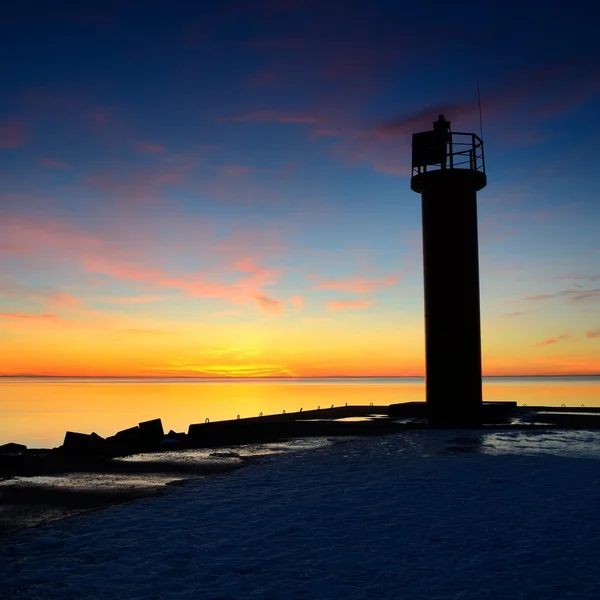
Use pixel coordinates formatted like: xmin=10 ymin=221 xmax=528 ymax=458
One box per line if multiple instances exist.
xmin=1 ymin=374 xmax=599 ymax=379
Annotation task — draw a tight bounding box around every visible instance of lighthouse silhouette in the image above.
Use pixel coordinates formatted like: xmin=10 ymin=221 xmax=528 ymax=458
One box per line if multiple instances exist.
xmin=411 ymin=115 xmax=486 ymax=426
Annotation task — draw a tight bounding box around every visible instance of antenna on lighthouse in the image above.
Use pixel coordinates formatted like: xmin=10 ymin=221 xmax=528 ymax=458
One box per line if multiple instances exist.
xmin=477 ymin=78 xmax=483 ymax=139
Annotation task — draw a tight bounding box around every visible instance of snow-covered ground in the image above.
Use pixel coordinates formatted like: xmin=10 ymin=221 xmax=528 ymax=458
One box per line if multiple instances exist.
xmin=2 ymin=429 xmax=600 ymax=600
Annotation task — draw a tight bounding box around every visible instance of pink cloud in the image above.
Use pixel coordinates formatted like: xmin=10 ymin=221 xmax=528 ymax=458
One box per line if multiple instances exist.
xmin=39 ymin=157 xmax=70 ymax=168
xmin=83 ymin=255 xmax=280 ymax=306
xmin=0 ymin=244 xmax=24 ymax=255
xmin=48 ymin=292 xmax=82 ymax=307
xmin=88 ymin=106 xmax=114 ymax=127
xmin=315 ymin=275 xmax=399 ymax=293
xmin=326 ymin=299 xmax=373 ymax=311
xmin=135 ymin=141 xmax=166 ymax=154
xmin=0 ymin=119 xmax=26 ymax=149
xmin=254 ymin=295 xmax=285 ymax=315
xmin=535 ymin=333 xmax=573 ymax=347
xmin=82 ymin=164 xmax=189 ymax=209
xmin=585 ymin=329 xmax=600 ymax=339
xmin=101 ymin=295 xmax=167 ymax=304
xmin=0 ymin=209 xmax=289 ymax=312
xmin=288 ymin=296 xmax=304 ymax=310
xmin=499 ymin=311 xmax=526 ymax=318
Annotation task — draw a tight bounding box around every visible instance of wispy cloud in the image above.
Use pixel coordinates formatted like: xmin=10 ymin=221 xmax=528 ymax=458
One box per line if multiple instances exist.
xmin=288 ymin=296 xmax=304 ymax=310
xmin=0 ymin=312 xmax=61 ymax=323
xmin=39 ymin=157 xmax=70 ymax=168
xmin=100 ymin=295 xmax=167 ymax=304
xmin=0 ymin=118 xmax=26 ymax=149
xmin=326 ymin=299 xmax=373 ymax=311
xmin=0 ymin=283 xmax=82 ymax=309
xmin=555 ymin=274 xmax=600 ymax=281
xmin=499 ymin=311 xmax=526 ymax=318
xmin=534 ymin=333 xmax=573 ymax=346
xmin=135 ymin=141 xmax=166 ymax=154
xmin=585 ymin=329 xmax=600 ymax=339
xmin=254 ymin=295 xmax=285 ymax=315
xmin=150 ymin=362 xmax=295 ymax=377
xmin=315 ymin=274 xmax=399 ymax=293
xmin=119 ymin=328 xmax=173 ymax=336
xmin=525 ymin=288 xmax=600 ymax=304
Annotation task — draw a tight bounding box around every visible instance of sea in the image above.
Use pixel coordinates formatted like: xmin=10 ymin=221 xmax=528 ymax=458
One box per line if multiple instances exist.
xmin=1 ymin=376 xmax=600 ymax=448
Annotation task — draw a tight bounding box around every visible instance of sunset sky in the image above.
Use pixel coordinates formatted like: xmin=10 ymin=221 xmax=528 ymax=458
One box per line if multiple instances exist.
xmin=1 ymin=0 xmax=599 ymax=377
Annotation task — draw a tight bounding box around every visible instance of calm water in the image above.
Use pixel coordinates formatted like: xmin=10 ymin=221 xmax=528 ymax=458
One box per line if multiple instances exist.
xmin=1 ymin=376 xmax=599 ymax=448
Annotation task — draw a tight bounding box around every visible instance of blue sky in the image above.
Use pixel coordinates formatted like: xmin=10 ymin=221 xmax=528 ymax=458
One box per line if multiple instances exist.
xmin=0 ymin=0 xmax=599 ymax=376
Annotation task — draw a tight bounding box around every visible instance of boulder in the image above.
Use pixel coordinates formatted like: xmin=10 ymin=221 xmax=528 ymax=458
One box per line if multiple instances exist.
xmin=113 ymin=426 xmax=143 ymax=443
xmin=63 ymin=431 xmax=106 ymax=453
xmin=138 ymin=418 xmax=164 ymax=441
xmin=0 ymin=442 xmax=27 ymax=454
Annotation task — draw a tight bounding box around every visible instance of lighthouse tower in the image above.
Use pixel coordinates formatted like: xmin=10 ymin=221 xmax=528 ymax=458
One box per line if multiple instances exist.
xmin=411 ymin=115 xmax=486 ymax=426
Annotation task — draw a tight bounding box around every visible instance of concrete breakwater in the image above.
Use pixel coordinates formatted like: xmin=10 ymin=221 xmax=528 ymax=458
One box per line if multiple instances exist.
xmin=4 ymin=401 xmax=600 ymax=480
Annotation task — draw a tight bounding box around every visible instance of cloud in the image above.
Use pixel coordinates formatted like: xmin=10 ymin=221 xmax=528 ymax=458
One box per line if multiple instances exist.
xmin=315 ymin=275 xmax=399 ymax=293
xmin=254 ymin=295 xmax=285 ymax=315
xmin=84 ymin=255 xmax=280 ymax=307
xmin=0 ymin=244 xmax=25 ymax=255
xmin=100 ymin=295 xmax=167 ymax=304
xmin=135 ymin=141 xmax=166 ymax=154
xmin=534 ymin=333 xmax=573 ymax=346
xmin=88 ymin=105 xmax=114 ymax=127
xmin=119 ymin=328 xmax=172 ymax=336
xmin=203 ymin=347 xmax=250 ymax=356
xmin=39 ymin=157 xmax=70 ymax=168
xmin=0 ymin=313 xmax=61 ymax=323
xmin=555 ymin=274 xmax=600 ymax=281
xmin=288 ymin=296 xmax=304 ymax=310
xmin=49 ymin=292 xmax=83 ymax=307
xmin=150 ymin=363 xmax=295 ymax=377
xmin=499 ymin=311 xmax=526 ymax=318
xmin=525 ymin=288 xmax=600 ymax=304
xmin=326 ymin=299 xmax=373 ymax=311
xmin=0 ymin=118 xmax=26 ymax=149
xmin=0 ymin=209 xmax=286 ymax=309
xmin=585 ymin=329 xmax=600 ymax=339
xmin=0 ymin=283 xmax=82 ymax=309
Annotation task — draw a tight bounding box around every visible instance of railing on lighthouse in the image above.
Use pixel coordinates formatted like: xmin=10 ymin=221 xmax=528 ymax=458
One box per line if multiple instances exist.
xmin=411 ymin=116 xmax=486 ymax=193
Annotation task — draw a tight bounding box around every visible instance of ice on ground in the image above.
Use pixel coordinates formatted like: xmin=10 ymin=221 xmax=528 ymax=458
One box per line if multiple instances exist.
xmin=2 ymin=429 xmax=600 ymax=600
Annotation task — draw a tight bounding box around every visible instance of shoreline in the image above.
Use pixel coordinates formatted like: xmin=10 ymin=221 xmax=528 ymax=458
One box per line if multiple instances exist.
xmin=0 ymin=458 xmax=247 ymax=538
xmin=0 ymin=438 xmax=348 ymax=538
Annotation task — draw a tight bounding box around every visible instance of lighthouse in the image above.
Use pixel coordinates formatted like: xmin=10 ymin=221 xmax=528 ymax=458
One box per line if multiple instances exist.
xmin=411 ymin=115 xmax=486 ymax=426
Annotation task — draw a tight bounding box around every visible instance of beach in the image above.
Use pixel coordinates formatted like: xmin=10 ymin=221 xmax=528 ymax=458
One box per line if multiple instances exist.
xmin=2 ymin=429 xmax=600 ymax=599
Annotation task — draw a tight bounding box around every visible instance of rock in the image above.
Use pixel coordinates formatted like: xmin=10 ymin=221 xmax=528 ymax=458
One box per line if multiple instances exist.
xmin=63 ymin=431 xmax=106 ymax=453
xmin=138 ymin=418 xmax=164 ymax=441
xmin=160 ymin=438 xmax=181 ymax=445
xmin=0 ymin=442 xmax=27 ymax=454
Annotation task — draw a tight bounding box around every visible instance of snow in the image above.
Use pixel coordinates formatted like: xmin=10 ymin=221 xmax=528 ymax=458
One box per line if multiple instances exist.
xmin=2 ymin=429 xmax=600 ymax=599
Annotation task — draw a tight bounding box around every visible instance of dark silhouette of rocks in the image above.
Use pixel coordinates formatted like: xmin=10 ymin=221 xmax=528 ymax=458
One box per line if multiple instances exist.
xmin=0 ymin=443 xmax=27 ymax=454
xmin=63 ymin=432 xmax=106 ymax=454
xmin=4 ymin=404 xmax=600 ymax=482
